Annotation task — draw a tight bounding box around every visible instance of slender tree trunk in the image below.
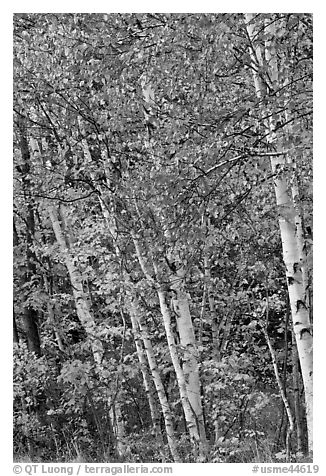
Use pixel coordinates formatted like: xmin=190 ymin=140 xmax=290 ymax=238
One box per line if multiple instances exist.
xmin=47 ymin=298 xmax=65 ymax=353
xmin=13 ymin=221 xmax=21 ymax=345
xmin=157 ymin=287 xmax=202 ymax=445
xmin=29 ymin=134 xmax=121 ymax=458
xmin=23 ymin=308 xmax=41 ymax=356
xmin=128 ymin=295 xmax=181 ymax=462
xmin=292 ymin=330 xmax=304 ymax=453
xmin=42 ymin=272 xmax=65 ymax=352
xmin=170 ymin=270 xmax=207 ymax=444
xmin=203 ymin=254 xmax=221 ymax=359
xmin=244 ymin=14 xmax=313 ymax=454
xmin=132 ymin=236 xmax=204 ymax=448
xmin=219 ymin=313 xmax=233 ymax=355
xmin=261 ymin=319 xmax=294 ymax=461
xmin=128 ymin=303 xmax=164 ymax=439
xmin=162 ymin=222 xmax=207 ymax=448
xmin=284 ymin=112 xmax=312 ymax=326
xmin=137 ymin=77 xmax=207 ymax=453
xmin=17 ymin=120 xmax=41 ymax=357
xmin=13 ymin=313 xmax=19 ymax=344
xmin=110 ymin=403 xmax=128 ymax=459
xmin=48 ymin=201 xmax=120 ymax=457
xmin=77 ymin=130 xmax=135 ymax=458
xmin=23 ymin=208 xmax=42 ymax=356
xmin=77 ymin=131 xmax=173 ymax=457
xmin=48 ymin=204 xmax=103 ymax=364
xmin=282 ymin=295 xmax=290 ymax=393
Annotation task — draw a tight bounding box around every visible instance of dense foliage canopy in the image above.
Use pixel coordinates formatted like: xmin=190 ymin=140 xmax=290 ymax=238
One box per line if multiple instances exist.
xmin=13 ymin=13 xmax=312 ymax=463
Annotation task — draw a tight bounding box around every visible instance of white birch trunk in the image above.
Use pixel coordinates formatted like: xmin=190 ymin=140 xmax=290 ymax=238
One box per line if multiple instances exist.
xmin=132 ymin=238 xmax=209 ymax=456
xmin=170 ymin=271 xmax=207 ymax=444
xmin=132 ymin=236 xmax=203 ymax=444
xmin=128 ymin=297 xmax=181 ymax=462
xmin=137 ymin=77 xmax=206 ymax=450
xmin=284 ymin=111 xmax=312 ymax=320
xmin=128 ymin=306 xmax=164 ymax=438
xmin=77 ymin=128 xmax=130 ymax=454
xmin=29 ymin=135 xmax=120 ymax=457
xmin=244 ymin=13 xmax=313 ymax=453
xmin=48 ymin=204 xmax=103 ymax=365
xmin=109 ymin=402 xmax=128 ymax=458
xmin=161 ymin=219 xmax=207 ymax=447
xmin=43 ymin=272 xmax=65 ymax=352
xmin=29 ymin=137 xmax=103 ymax=363
xmin=47 ymin=299 xmax=65 ymax=353
xmin=292 ymin=330 xmax=304 ymax=453
xmin=157 ymin=288 xmax=202 ymax=444
xmin=262 ymin=323 xmax=294 ymax=460
xmin=76 ymin=132 xmax=180 ymax=457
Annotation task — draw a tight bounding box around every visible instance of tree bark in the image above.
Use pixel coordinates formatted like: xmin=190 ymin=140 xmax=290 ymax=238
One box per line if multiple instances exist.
xmin=16 ymin=119 xmax=41 ymax=356
xmin=132 ymin=235 xmax=204 ymax=446
xmin=262 ymin=319 xmax=294 ymax=461
xmin=48 ymin=200 xmax=121 ymax=457
xmin=128 ymin=295 xmax=181 ymax=462
xmin=244 ymin=13 xmax=313 ymax=454
xmin=292 ymin=330 xmax=304 ymax=453
xmin=13 ymin=313 xmax=19 ymax=344
xmin=110 ymin=402 xmax=128 ymax=459
xmin=47 ymin=298 xmax=65 ymax=353
xmin=77 ymin=133 xmax=175 ymax=458
xmin=23 ymin=308 xmax=41 ymax=356
xmin=170 ymin=270 xmax=207 ymax=444
xmin=137 ymin=76 xmax=207 ymax=452
xmin=48 ymin=204 xmax=103 ymax=364
xmin=157 ymin=288 xmax=202 ymax=445
xmin=128 ymin=302 xmax=164 ymax=439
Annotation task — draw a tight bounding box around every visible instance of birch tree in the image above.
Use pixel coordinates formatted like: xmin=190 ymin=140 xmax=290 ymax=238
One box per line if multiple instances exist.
xmin=13 ymin=13 xmax=313 ymax=462
xmin=244 ymin=13 xmax=313 ymax=453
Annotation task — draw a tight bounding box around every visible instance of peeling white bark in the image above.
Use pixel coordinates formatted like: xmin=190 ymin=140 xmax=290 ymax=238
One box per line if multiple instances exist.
xmin=244 ymin=13 xmax=313 ymax=453
xmin=48 ymin=204 xmax=103 ymax=365
xmin=129 ymin=296 xmax=181 ymax=462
